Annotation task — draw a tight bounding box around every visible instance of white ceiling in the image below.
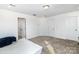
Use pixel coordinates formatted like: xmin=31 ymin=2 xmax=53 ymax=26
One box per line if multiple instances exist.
xmin=0 ymin=4 xmax=79 ymax=17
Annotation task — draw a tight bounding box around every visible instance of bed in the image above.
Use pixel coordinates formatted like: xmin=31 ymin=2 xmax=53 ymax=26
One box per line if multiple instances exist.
xmin=0 ymin=38 xmax=42 ymax=54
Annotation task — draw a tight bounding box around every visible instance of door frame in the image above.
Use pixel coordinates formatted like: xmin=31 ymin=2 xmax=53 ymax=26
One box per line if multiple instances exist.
xmin=17 ymin=17 xmax=26 ymax=40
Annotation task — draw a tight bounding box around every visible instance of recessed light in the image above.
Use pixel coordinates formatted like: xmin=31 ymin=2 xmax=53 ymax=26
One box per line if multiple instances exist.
xmin=43 ymin=5 xmax=50 ymax=9
xmin=8 ymin=4 xmax=16 ymax=8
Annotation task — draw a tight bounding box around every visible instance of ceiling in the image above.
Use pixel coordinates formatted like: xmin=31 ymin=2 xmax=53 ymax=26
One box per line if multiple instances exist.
xmin=0 ymin=4 xmax=79 ymax=17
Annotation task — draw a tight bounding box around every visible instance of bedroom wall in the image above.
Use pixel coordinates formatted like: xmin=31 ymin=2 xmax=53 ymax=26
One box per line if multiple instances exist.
xmin=1 ymin=9 xmax=79 ymax=41
xmin=47 ymin=11 xmax=79 ymax=41
xmin=0 ymin=9 xmax=39 ymax=39
xmin=38 ymin=17 xmax=49 ymax=36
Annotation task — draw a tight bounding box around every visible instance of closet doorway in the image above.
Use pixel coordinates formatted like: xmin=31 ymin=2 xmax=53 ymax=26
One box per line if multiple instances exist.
xmin=18 ymin=17 xmax=26 ymax=40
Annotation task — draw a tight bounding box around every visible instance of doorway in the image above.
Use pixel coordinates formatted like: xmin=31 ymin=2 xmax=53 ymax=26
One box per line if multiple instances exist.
xmin=18 ymin=17 xmax=26 ymax=40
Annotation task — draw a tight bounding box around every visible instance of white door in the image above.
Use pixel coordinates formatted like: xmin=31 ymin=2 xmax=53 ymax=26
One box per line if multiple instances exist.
xmin=65 ymin=16 xmax=78 ymax=40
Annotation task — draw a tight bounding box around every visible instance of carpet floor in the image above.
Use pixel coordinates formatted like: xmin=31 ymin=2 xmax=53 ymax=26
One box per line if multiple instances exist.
xmin=30 ymin=36 xmax=79 ymax=54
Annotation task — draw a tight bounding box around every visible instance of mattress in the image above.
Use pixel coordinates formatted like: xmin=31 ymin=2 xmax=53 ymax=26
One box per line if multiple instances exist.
xmin=0 ymin=39 xmax=42 ymax=54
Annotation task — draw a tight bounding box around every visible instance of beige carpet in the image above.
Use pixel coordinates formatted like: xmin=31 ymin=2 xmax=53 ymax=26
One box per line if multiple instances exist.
xmin=30 ymin=36 xmax=79 ymax=54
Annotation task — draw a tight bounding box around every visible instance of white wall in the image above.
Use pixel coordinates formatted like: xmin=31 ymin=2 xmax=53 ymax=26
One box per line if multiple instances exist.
xmin=1 ymin=8 xmax=79 ymax=41
xmin=0 ymin=9 xmax=39 ymax=39
xmin=26 ymin=16 xmax=40 ymax=39
xmin=47 ymin=11 xmax=79 ymax=41
xmin=38 ymin=17 xmax=49 ymax=36
xmin=38 ymin=11 xmax=79 ymax=42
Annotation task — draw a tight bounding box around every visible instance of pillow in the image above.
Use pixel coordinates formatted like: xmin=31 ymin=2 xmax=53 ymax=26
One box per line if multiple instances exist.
xmin=0 ymin=36 xmax=16 ymax=48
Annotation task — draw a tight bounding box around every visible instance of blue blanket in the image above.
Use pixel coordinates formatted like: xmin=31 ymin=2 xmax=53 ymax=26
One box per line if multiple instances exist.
xmin=0 ymin=36 xmax=16 ymax=48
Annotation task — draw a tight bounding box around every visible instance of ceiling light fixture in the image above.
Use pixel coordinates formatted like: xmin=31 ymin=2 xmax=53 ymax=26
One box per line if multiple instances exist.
xmin=8 ymin=4 xmax=16 ymax=8
xmin=43 ymin=5 xmax=50 ymax=9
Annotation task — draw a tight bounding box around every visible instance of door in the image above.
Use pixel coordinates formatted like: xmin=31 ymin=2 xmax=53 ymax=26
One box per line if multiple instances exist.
xmin=18 ymin=17 xmax=26 ymax=40
xmin=65 ymin=16 xmax=78 ymax=40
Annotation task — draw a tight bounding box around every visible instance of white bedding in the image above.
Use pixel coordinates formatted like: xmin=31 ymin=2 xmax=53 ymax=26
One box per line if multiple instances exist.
xmin=0 ymin=39 xmax=42 ymax=54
